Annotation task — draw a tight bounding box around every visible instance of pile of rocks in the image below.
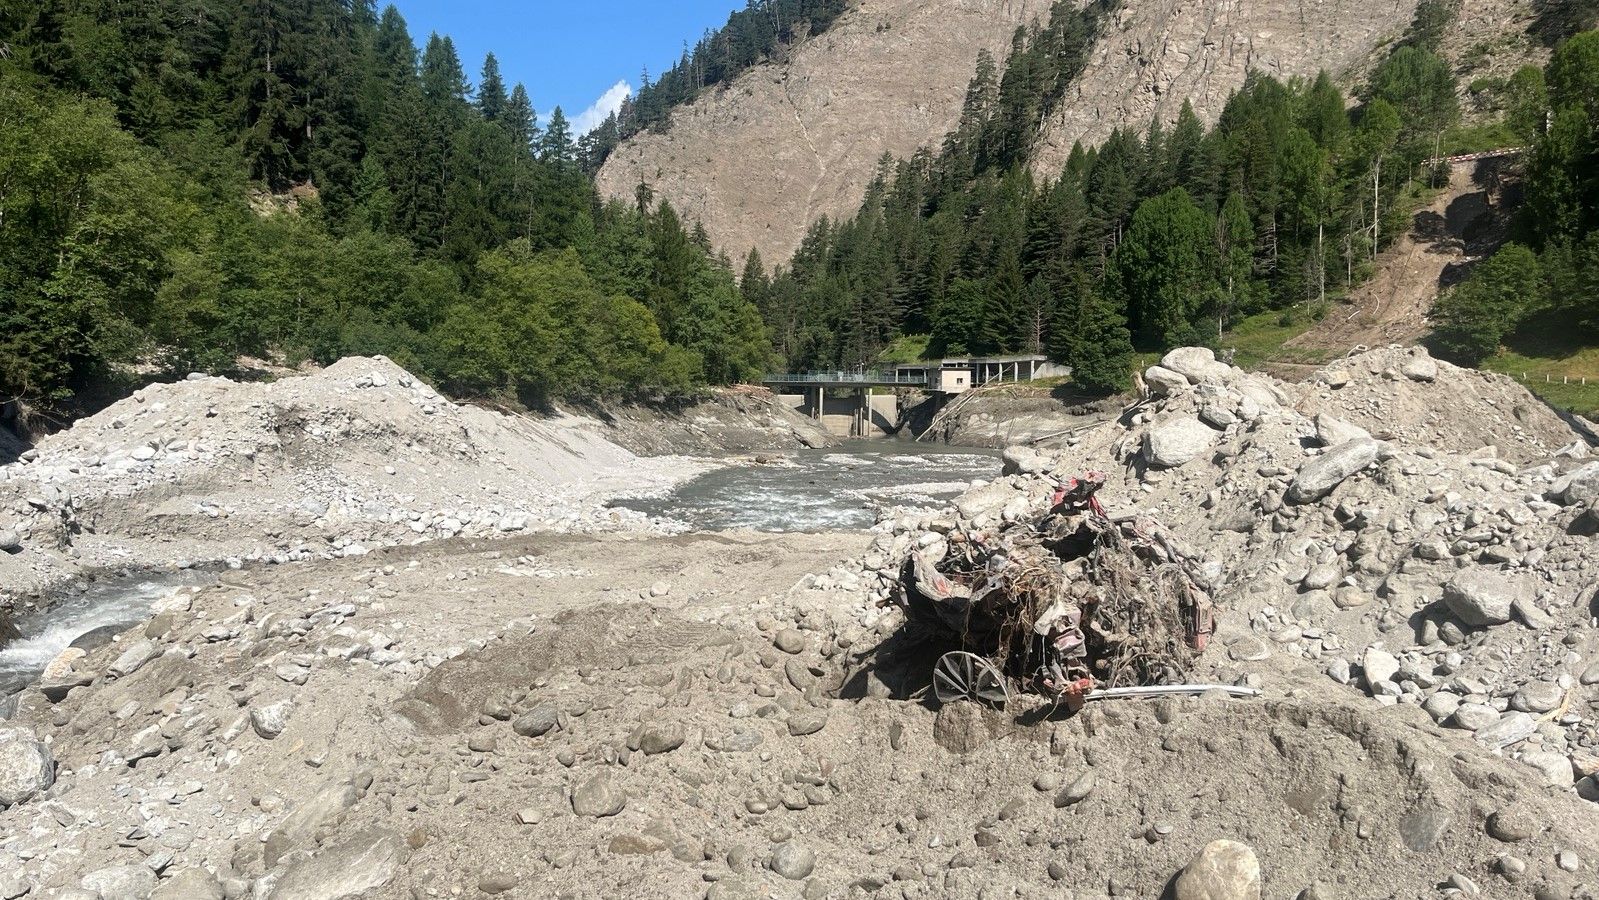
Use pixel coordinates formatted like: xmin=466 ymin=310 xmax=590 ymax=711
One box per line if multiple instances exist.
xmin=0 ymin=357 xmax=703 ymax=599
xmin=851 ymin=346 xmax=1599 ymax=797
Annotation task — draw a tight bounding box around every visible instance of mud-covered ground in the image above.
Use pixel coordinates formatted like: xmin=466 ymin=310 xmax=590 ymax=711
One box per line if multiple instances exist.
xmin=3 ymin=347 xmax=1599 ymax=900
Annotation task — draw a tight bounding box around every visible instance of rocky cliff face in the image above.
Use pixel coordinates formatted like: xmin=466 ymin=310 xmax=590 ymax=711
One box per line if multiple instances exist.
xmin=1028 ymin=0 xmax=1420 ymax=173
xmin=595 ymin=0 xmax=1055 ymax=266
xmin=598 ymin=0 xmax=1543 ymax=265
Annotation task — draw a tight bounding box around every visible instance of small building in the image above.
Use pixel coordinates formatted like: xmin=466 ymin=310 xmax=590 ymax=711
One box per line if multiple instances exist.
xmin=893 ymin=355 xmax=1066 ymax=395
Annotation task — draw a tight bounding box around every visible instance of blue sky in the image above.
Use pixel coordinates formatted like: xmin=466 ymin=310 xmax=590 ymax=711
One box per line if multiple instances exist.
xmin=390 ymin=1 xmax=744 ymax=133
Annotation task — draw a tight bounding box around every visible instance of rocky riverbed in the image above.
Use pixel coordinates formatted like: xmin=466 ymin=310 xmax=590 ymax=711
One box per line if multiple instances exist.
xmin=2 ymin=347 xmax=1599 ymax=900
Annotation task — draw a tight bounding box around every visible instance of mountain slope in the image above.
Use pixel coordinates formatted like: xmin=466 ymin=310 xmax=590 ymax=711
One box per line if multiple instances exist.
xmin=1028 ymin=0 xmax=1423 ymax=173
xmin=599 ymin=0 xmax=1550 ymax=264
xmin=595 ymin=0 xmax=1056 ymax=265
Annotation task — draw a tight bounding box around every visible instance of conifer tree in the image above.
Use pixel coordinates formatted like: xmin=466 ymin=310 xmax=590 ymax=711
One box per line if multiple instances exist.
xmin=478 ymin=52 xmax=507 ymax=122
xmin=540 ymin=106 xmax=574 ymax=163
xmin=504 ymin=84 xmax=538 ymax=150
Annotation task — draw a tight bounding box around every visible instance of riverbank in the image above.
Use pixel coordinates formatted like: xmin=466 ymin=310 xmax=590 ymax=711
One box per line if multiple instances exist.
xmin=5 ymin=346 xmax=1599 ymax=899
xmin=583 ymin=386 xmax=840 ymax=456
xmin=902 ymin=383 xmax=1119 ymax=448
xmin=0 ymin=357 xmax=713 ymax=612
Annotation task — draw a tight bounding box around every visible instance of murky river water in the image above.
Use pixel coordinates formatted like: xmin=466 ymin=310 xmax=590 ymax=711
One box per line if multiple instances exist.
xmin=2 ymin=447 xmax=996 ymax=701
xmin=613 ymin=444 xmax=1001 ymax=531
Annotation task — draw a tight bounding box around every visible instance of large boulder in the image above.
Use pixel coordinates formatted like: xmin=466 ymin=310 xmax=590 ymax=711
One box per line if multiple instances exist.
xmin=955 ymin=480 xmax=1022 ymax=521
xmin=1313 ymin=413 xmax=1370 ymax=447
xmin=264 ymin=781 xmax=360 ymax=868
xmin=1143 ymin=418 xmax=1219 ymax=468
xmin=1001 ymin=446 xmax=1050 ymax=476
xmin=1400 ymin=349 xmax=1438 ymax=382
xmin=1160 ymin=347 xmax=1233 ymax=385
xmin=0 ymin=727 xmax=53 ymax=807
xmin=1173 ymin=839 xmax=1262 ymax=900
xmin=108 ymin=638 xmax=159 ymax=678
xmin=1442 ymin=571 xmax=1523 ymax=627
xmin=269 ymin=828 xmax=403 ymax=900
xmin=1286 ymin=439 xmax=1379 ymax=503
xmin=1361 ymin=647 xmax=1400 ymax=689
xmin=151 ymin=868 xmax=224 ymax=900
xmin=1144 ymin=365 xmax=1191 ymax=397
xmin=80 ymin=865 xmax=158 ymax=900
xmin=1548 ymin=461 xmax=1599 ymax=507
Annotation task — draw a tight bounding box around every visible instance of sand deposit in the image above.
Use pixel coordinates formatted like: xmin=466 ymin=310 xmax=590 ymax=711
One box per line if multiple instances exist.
xmin=0 ymin=346 xmax=1597 ymax=900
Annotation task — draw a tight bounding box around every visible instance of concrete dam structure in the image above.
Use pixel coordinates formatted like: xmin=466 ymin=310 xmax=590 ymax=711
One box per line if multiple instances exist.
xmin=763 ymin=355 xmax=1068 ymax=438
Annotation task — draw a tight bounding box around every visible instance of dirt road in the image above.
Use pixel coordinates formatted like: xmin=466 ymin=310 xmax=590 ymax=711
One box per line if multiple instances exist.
xmin=1267 ymin=156 xmax=1518 ymax=378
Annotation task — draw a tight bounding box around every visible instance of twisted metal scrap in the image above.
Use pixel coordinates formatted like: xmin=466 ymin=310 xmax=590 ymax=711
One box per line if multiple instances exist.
xmin=897 ymin=478 xmax=1213 ymax=694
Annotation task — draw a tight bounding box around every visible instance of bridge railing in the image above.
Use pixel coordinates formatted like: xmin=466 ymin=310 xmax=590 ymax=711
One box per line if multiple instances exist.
xmin=762 ymin=371 xmax=928 ymax=385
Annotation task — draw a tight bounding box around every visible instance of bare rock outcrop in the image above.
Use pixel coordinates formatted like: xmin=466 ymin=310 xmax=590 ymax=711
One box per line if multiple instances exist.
xmin=601 ymin=0 xmax=1544 ymax=265
xmin=596 ymin=0 xmax=1054 ymax=264
xmin=1028 ymin=0 xmax=1424 ymax=175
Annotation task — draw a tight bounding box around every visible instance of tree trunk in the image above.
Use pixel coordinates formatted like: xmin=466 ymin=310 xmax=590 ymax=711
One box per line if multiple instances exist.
xmin=1372 ymin=156 xmax=1382 ymax=263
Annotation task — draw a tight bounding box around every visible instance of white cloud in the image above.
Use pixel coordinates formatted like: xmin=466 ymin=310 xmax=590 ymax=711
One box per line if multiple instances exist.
xmin=572 ymin=80 xmax=633 ymax=135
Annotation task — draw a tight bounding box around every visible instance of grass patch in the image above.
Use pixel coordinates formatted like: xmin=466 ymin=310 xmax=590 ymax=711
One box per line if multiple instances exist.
xmin=1480 ymin=309 xmax=1599 ymax=416
xmin=1218 ymin=307 xmax=1334 ymax=370
xmin=877 ymin=333 xmax=931 ymax=364
xmin=1441 ymin=121 xmax=1520 ymax=156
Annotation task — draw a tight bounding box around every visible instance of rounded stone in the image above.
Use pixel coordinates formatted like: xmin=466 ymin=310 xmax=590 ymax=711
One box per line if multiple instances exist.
xmin=0 ymin=728 xmax=54 ymax=807
xmin=770 ymin=841 xmax=816 ymax=880
xmin=512 ymin=705 xmax=559 ymax=738
xmin=571 ymin=773 xmax=626 ymax=818
xmin=638 ymin=722 xmax=685 ymax=755
xmin=1174 ymin=839 xmax=1262 ymax=900
xmin=1486 ymin=806 xmax=1536 ymax=843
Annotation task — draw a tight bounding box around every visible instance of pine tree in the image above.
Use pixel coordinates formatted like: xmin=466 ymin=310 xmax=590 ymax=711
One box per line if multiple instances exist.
xmin=478 ymin=52 xmax=507 ymax=122
xmin=1114 ymin=188 xmax=1217 ymax=345
xmin=540 ymin=106 xmax=574 ymax=163
xmin=740 ymin=248 xmax=770 ymax=312
xmin=504 ymin=83 xmax=538 ymax=150
xmin=982 ymin=248 xmax=1026 ymax=352
xmin=226 ymin=0 xmax=308 ymax=187
xmin=1048 ymin=266 xmax=1131 ymax=392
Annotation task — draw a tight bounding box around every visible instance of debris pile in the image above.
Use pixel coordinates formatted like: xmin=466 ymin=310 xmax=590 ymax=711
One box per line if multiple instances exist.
xmin=895 ymin=473 xmax=1213 ymax=701
xmin=0 ymin=357 xmax=703 ymax=598
xmin=848 ymin=345 xmax=1599 ymax=799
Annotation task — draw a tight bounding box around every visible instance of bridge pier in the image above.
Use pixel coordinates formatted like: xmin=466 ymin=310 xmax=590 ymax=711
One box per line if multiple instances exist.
xmin=770 ymin=384 xmax=898 ymax=438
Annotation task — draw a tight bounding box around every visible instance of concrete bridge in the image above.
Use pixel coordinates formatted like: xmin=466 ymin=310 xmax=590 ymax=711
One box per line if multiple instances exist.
xmin=762 ymin=355 xmax=1067 ymax=437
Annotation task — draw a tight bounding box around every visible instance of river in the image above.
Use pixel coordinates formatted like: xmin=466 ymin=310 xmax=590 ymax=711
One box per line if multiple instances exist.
xmin=613 ymin=444 xmax=1001 ymax=531
xmin=0 ymin=570 xmax=214 ymax=698
xmin=2 ymin=446 xmax=998 ymax=703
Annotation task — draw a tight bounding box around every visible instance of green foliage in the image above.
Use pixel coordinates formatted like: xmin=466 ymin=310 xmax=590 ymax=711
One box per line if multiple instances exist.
xmin=0 ymin=2 xmax=771 ymax=413
xmin=431 ymin=244 xmax=690 ymax=404
xmin=1542 ymin=232 xmax=1599 ymax=332
xmin=1113 ymin=188 xmax=1215 ymax=345
xmin=1400 ymin=0 xmax=1463 ymax=53
xmin=1432 ymin=243 xmax=1543 ymax=363
xmin=583 ymin=0 xmax=853 ymax=170
xmin=762 ymin=1 xmax=1465 ymax=391
xmin=1439 ymin=32 xmax=1599 ymax=368
xmin=1522 ymin=31 xmax=1599 ymax=248
xmin=1505 ymin=65 xmax=1551 ymax=143
xmin=0 ymin=78 xmax=190 ymax=399
xmin=1368 ymin=46 xmax=1460 ymax=166
xmin=1048 ymin=270 xmax=1133 ymax=392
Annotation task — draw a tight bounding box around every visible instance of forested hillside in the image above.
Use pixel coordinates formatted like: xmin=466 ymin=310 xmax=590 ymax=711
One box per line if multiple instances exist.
xmin=745 ymin=0 xmax=1474 ymax=389
xmin=0 ymin=0 xmax=770 ymax=418
xmin=747 ymin=0 xmax=1597 ymax=391
xmin=1433 ymin=30 xmax=1599 ymax=365
xmin=581 ymin=0 xmax=851 ymax=171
